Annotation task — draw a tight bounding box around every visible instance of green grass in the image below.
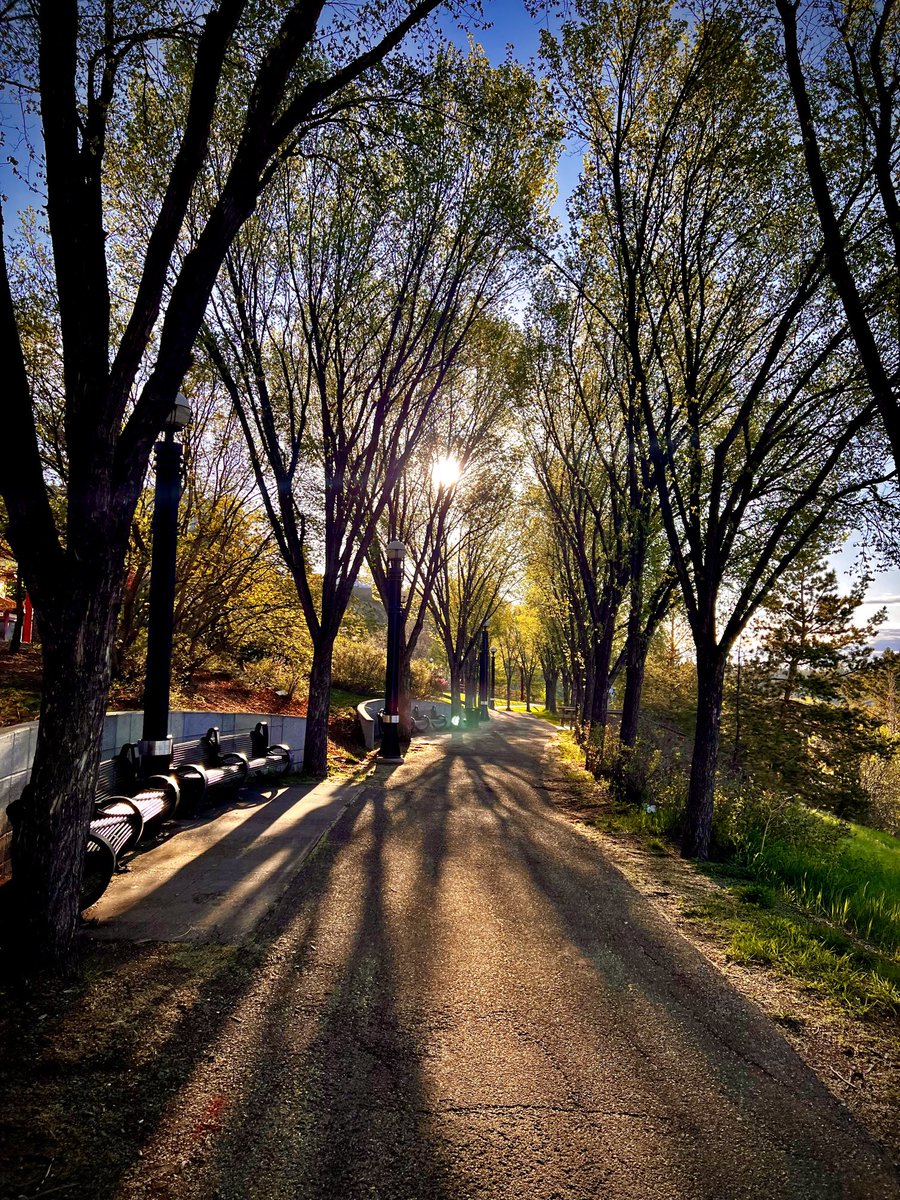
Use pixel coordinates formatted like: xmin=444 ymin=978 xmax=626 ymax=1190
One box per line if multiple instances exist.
xmin=499 ymin=699 xmax=561 ymax=724
xmin=714 ymin=901 xmax=900 ymax=1019
xmin=707 ymin=815 xmax=900 ymax=1019
xmin=437 ymin=694 xmax=561 ymax=724
xmin=329 ymin=688 xmax=376 ymax=714
xmin=745 ymin=816 xmax=900 ymax=955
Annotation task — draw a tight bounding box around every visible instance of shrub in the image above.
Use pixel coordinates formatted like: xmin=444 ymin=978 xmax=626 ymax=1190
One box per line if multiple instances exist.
xmin=409 ymin=659 xmax=445 ymax=699
xmin=331 ymin=636 xmax=385 ymax=695
xmin=711 ymin=785 xmax=845 ymax=865
xmin=609 ymin=736 xmax=662 ymax=804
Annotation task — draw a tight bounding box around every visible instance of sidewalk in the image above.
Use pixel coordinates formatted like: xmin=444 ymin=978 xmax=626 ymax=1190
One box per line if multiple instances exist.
xmin=85 ymin=771 xmax=371 ymax=944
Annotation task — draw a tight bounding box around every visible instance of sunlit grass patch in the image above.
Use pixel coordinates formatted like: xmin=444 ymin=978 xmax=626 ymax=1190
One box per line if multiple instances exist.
xmin=736 ymin=813 xmax=900 ymax=956
xmin=498 ymin=699 xmax=561 ymax=724
xmin=721 ymin=906 xmax=900 ymax=1020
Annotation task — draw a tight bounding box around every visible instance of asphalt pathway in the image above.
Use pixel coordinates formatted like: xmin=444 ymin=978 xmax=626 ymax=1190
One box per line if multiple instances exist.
xmin=120 ymin=712 xmax=899 ymax=1200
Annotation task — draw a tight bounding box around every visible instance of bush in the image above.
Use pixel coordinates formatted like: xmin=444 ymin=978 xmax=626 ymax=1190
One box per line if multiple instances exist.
xmin=609 ymin=736 xmax=662 ymax=803
xmin=409 ymin=659 xmax=445 ymax=699
xmin=860 ymin=751 xmax=900 ymax=834
xmin=330 ymin=636 xmax=385 ymax=695
xmin=711 ymin=785 xmax=845 ymax=865
xmin=238 ymin=655 xmax=309 ymax=697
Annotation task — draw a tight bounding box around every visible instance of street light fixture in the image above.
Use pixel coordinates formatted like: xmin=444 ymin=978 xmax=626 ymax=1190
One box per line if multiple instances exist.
xmin=139 ymin=394 xmax=192 ymax=777
xmin=378 ymin=539 xmax=406 ymax=762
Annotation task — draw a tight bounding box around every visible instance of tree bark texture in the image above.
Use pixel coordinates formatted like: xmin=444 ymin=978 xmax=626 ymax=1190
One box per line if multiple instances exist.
xmin=619 ymin=655 xmax=646 ymax=750
xmin=681 ymin=652 xmax=727 ymax=860
xmin=450 ymin=663 xmax=462 ymax=721
xmin=8 ymin=562 xmax=122 ymax=971
xmin=465 ymin=658 xmax=478 ymax=720
xmin=303 ymin=641 xmax=334 ymax=779
xmin=398 ymin=655 xmax=413 ymax=741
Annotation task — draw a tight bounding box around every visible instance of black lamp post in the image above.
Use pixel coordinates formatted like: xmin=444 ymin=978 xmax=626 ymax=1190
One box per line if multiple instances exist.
xmin=479 ymin=624 xmax=490 ymax=719
xmin=490 ymin=647 xmax=497 ymax=709
xmin=139 ymin=395 xmax=191 ymax=777
xmin=378 ymin=539 xmax=405 ymax=762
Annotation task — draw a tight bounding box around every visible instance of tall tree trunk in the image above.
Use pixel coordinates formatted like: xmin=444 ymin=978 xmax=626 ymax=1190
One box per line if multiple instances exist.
xmin=619 ymin=654 xmax=646 ymax=749
xmin=303 ymin=640 xmax=334 ymax=779
xmin=619 ymin=527 xmax=647 ymax=747
xmin=399 ymin=651 xmax=413 ymax=739
xmin=682 ymin=650 xmax=727 ymax=860
xmin=544 ymin=668 xmax=558 ymax=713
xmin=586 ymin=620 xmax=617 ymax=774
xmin=465 ymin=657 xmax=478 ymax=722
xmin=561 ymin=667 xmax=571 ymax=708
xmin=589 ymin=627 xmax=615 ymax=727
xmin=8 ymin=565 xmax=121 ymax=972
xmin=450 ymin=661 xmax=462 ymax=720
xmin=581 ymin=654 xmax=594 ymax=730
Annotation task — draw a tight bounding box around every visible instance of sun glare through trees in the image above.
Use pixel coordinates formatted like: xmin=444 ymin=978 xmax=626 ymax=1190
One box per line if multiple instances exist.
xmin=0 ymin=0 xmax=897 ymax=1142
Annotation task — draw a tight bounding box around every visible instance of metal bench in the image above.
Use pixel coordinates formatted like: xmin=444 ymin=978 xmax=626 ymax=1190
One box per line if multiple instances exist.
xmin=428 ymin=705 xmax=448 ymax=730
xmin=208 ymin=723 xmax=291 ymax=779
xmin=80 ymin=724 xmax=293 ymax=908
xmin=170 ymin=730 xmax=248 ymax=809
xmin=96 ymin=749 xmax=180 ymax=829
xmin=81 ymin=752 xmax=181 ymax=910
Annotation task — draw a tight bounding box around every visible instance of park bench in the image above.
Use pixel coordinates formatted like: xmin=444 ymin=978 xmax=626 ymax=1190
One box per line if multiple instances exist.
xmin=80 ymin=723 xmax=293 ymax=908
xmin=560 ymin=705 xmax=577 ymax=727
xmin=81 ymin=752 xmax=181 ymax=909
xmin=170 ymin=731 xmax=246 ymax=809
xmin=171 ymin=723 xmax=291 ymax=809
xmin=428 ymin=704 xmax=448 ymax=730
xmin=96 ymin=750 xmax=181 ymax=831
xmin=209 ymin=723 xmax=292 ymax=779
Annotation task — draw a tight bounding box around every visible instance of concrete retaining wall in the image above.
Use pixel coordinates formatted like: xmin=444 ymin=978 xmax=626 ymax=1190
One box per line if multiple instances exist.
xmin=356 ymin=698 xmax=453 ymax=750
xmin=0 ymin=710 xmax=307 ymax=880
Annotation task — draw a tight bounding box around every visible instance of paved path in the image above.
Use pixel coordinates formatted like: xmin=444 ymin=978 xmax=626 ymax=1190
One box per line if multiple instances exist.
xmin=120 ymin=713 xmax=898 ymax=1200
xmin=87 ymin=776 xmax=365 ymax=943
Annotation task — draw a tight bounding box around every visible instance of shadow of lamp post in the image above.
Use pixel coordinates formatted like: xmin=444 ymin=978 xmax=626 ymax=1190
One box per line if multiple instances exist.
xmin=139 ymin=395 xmax=191 ymax=778
xmin=378 ymin=539 xmax=406 ymax=763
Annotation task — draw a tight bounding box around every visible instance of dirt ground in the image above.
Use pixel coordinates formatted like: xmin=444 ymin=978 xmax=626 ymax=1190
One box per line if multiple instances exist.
xmin=0 ymin=644 xmax=312 ymax=729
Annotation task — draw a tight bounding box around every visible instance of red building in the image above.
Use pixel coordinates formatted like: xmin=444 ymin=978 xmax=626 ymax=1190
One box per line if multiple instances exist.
xmin=0 ymin=555 xmax=34 ymax=644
